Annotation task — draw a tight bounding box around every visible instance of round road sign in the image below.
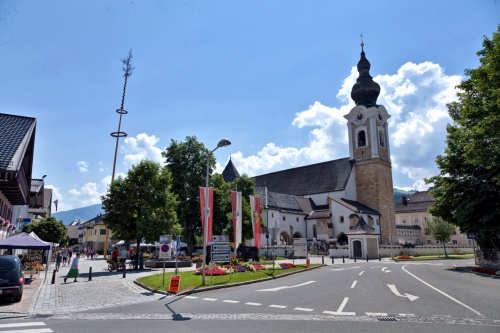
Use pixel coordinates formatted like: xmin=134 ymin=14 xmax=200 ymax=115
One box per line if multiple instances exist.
xmin=160 ymin=244 xmax=170 ymax=253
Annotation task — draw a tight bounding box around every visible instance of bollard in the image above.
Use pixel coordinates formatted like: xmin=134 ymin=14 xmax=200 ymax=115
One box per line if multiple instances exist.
xmin=122 ymin=266 xmax=126 ymax=278
xmin=332 ymin=256 xmax=334 ymax=264
xmin=89 ymin=267 xmax=92 ymax=281
xmin=379 ymin=254 xmax=381 ymax=261
xmin=354 ymin=256 xmax=356 ymax=263
xmin=366 ymin=255 xmax=369 ymax=262
xmin=322 ymin=256 xmax=324 ymax=264
xmin=342 ymin=255 xmax=345 ymax=264
xmin=51 ymin=269 xmax=56 ymax=284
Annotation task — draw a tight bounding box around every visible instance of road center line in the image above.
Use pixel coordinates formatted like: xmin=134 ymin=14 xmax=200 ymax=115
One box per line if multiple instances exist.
xmin=246 ymin=302 xmax=262 ymax=306
xmin=359 ymin=271 xmax=364 ymax=276
xmin=222 ymin=300 xmax=239 ymax=303
xmin=202 ymin=298 xmax=218 ymax=301
xmin=295 ymin=307 xmax=314 ymax=312
xmin=402 ymin=265 xmax=484 ymax=317
xmin=269 ymin=304 xmax=287 ymax=308
xmin=351 ymin=280 xmax=357 ymax=288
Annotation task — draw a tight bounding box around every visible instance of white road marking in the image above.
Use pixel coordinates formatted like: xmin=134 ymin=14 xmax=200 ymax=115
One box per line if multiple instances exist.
xmin=330 ymin=266 xmax=361 ymax=271
xmin=257 ymin=280 xmax=315 ymax=292
xmin=350 ymin=280 xmax=357 ymax=288
xmin=402 ymin=264 xmax=484 ymax=317
xmin=387 ymin=284 xmax=419 ymax=302
xmin=294 ymin=307 xmax=314 ymax=312
xmin=202 ymin=298 xmax=218 ymax=301
xmin=222 ymin=300 xmax=239 ymax=303
xmin=246 ymin=302 xmax=262 ymax=306
xmin=366 ymin=312 xmax=388 ymax=316
xmin=399 ymin=313 xmax=416 ymax=317
xmin=184 ymin=296 xmax=198 ymax=299
xmin=381 ymin=267 xmax=391 ymax=273
xmin=1 ymin=329 xmax=52 ymax=333
xmin=359 ymin=271 xmax=365 ymax=276
xmin=0 ymin=322 xmax=46 ymax=328
xmin=269 ymin=304 xmax=287 ymax=308
xmin=323 ymin=310 xmax=356 ymax=316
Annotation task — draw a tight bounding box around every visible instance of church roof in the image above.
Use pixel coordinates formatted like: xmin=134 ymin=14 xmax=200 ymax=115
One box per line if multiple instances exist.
xmin=222 ymin=157 xmax=240 ymax=183
xmin=395 ymin=191 xmax=434 ymax=213
xmin=254 ymin=187 xmax=302 ymax=213
xmin=254 ymin=157 xmax=354 ymax=196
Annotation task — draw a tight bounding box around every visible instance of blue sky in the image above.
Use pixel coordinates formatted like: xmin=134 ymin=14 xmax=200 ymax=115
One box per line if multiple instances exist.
xmin=1 ymin=1 xmax=498 ymax=212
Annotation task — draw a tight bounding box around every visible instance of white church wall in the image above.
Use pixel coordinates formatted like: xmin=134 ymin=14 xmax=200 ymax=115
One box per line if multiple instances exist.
xmin=344 ymin=168 xmax=357 ymax=200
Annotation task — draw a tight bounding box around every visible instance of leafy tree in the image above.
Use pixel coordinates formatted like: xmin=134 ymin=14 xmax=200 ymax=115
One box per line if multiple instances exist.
xmin=22 ymin=217 xmax=69 ymax=246
xmin=101 ymin=160 xmax=179 ymax=267
xmin=426 ymin=217 xmax=456 ymax=258
xmin=162 ymin=136 xmax=215 ymax=254
xmin=426 ymin=26 xmax=500 ymax=249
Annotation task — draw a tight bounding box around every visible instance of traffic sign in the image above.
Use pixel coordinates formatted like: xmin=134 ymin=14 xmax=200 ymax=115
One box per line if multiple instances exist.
xmin=212 ymin=253 xmax=230 ymax=262
xmin=160 ymin=235 xmax=170 ymax=243
xmin=212 ymin=235 xmax=229 ymax=242
xmin=159 ymin=243 xmax=170 ymax=258
xmin=467 ymin=232 xmax=478 ymax=240
xmin=212 ymin=244 xmax=231 ymax=252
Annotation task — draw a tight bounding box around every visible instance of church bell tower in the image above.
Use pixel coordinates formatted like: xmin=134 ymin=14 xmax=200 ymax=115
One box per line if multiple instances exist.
xmin=344 ymin=42 xmax=395 ymax=246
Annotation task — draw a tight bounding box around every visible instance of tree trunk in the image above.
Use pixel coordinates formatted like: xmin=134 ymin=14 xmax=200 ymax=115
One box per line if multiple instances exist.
xmin=443 ymin=242 xmax=448 ymax=258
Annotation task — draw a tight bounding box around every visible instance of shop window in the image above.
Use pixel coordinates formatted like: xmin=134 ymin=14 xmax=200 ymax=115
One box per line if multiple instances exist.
xmin=100 ymin=229 xmax=107 ymax=235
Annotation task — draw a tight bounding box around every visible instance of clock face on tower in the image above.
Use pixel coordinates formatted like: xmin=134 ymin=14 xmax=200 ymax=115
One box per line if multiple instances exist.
xmin=354 ymin=110 xmax=367 ymax=125
xmin=377 ymin=112 xmax=385 ymax=125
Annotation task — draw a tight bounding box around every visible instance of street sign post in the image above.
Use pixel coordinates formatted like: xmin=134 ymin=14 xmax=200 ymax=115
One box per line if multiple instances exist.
xmin=159 ymin=243 xmax=170 ymax=286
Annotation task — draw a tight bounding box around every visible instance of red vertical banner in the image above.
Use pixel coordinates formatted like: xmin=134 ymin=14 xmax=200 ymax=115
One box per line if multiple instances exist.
xmin=250 ymin=196 xmax=261 ymax=249
xmin=255 ymin=196 xmax=261 ymax=249
xmin=199 ymin=187 xmax=214 ymax=243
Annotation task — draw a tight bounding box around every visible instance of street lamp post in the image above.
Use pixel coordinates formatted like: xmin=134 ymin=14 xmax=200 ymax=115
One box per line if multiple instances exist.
xmin=202 ymin=139 xmax=231 ymax=285
xmin=383 ymin=205 xmax=394 ymax=260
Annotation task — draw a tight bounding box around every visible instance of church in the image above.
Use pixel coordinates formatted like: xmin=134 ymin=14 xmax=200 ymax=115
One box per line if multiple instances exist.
xmin=223 ymin=44 xmax=396 ymax=259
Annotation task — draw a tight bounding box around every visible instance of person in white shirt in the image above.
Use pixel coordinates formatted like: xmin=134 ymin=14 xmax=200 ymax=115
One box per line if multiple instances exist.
xmin=119 ymin=248 xmax=128 ymax=268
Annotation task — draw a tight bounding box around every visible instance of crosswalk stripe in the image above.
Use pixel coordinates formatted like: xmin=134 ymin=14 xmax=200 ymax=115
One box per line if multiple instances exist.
xmin=0 ymin=322 xmax=46 ymax=328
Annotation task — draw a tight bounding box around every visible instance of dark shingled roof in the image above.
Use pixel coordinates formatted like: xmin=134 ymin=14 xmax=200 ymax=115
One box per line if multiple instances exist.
xmin=222 ymin=157 xmax=240 ymax=183
xmin=254 ymin=157 xmax=354 ymax=196
xmin=332 ymin=197 xmax=380 ymax=215
xmin=255 ymin=187 xmax=302 ymax=213
xmin=0 ymin=113 xmax=37 ymax=170
xmin=395 ymin=191 xmax=434 ymax=213
xmin=396 ymin=225 xmax=422 ymax=230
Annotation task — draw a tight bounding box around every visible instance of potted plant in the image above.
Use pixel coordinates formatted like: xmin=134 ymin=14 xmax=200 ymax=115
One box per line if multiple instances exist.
xmin=191 ymin=254 xmax=203 ymax=268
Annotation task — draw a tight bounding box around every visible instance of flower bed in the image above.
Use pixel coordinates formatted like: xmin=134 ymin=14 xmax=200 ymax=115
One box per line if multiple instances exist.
xmin=396 ymin=255 xmax=413 ymax=260
xmin=193 ymin=262 xmax=297 ymax=275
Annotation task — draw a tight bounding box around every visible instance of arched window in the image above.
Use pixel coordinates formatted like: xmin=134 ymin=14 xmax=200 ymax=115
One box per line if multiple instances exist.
xmin=379 ymin=130 xmax=385 ymax=147
xmin=358 ymin=130 xmax=367 ymax=147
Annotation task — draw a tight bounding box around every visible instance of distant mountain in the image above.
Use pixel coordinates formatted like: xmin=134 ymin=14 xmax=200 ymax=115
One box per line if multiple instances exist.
xmin=393 ymin=188 xmax=417 ymax=205
xmin=53 ymin=188 xmax=415 ymax=224
xmin=52 ymin=204 xmax=105 ymax=225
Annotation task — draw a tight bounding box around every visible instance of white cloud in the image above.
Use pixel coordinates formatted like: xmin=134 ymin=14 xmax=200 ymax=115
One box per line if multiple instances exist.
xmin=67 ymin=182 xmax=103 ymax=207
xmin=122 ymin=133 xmax=163 ymax=168
xmin=77 ymin=161 xmax=89 ymax=173
xmin=232 ymin=61 xmax=461 ymax=190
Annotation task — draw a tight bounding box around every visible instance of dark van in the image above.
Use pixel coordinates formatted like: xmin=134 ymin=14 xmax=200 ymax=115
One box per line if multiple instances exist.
xmin=0 ymin=255 xmax=24 ymax=302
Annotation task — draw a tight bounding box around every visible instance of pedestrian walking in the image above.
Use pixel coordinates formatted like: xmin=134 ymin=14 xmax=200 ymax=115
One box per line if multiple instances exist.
xmin=64 ymin=253 xmax=80 ymax=283
xmin=68 ymin=248 xmax=73 ymax=265
xmin=90 ymin=248 xmax=95 ymax=260
xmin=55 ymin=251 xmax=62 ymax=272
xmin=62 ymin=249 xmax=68 ymax=266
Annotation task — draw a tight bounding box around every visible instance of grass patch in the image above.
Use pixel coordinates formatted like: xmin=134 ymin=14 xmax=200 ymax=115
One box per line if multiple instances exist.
xmin=137 ymin=264 xmax=314 ymax=294
xmin=394 ymin=254 xmax=474 ymax=261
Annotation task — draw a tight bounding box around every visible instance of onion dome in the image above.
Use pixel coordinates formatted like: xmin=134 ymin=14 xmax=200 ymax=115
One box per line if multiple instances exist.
xmin=350 ymin=44 xmax=380 ymax=107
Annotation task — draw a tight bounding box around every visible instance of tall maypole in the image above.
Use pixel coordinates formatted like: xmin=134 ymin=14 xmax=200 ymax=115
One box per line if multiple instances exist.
xmin=104 ymin=50 xmax=134 ymax=259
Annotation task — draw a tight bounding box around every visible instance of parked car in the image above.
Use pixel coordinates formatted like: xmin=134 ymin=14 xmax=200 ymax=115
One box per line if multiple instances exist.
xmin=0 ymin=255 xmax=24 ymax=303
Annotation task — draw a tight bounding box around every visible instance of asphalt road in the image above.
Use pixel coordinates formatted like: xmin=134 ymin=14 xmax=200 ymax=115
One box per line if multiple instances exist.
xmin=2 ymin=259 xmax=499 ymax=333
